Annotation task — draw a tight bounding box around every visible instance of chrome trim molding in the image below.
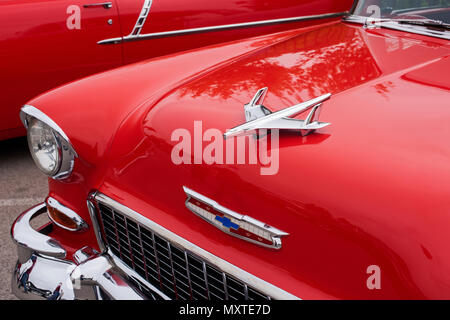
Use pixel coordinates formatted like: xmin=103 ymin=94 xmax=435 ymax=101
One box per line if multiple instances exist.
xmin=344 ymin=15 xmax=450 ymax=40
xmin=97 ymin=0 xmax=153 ymax=45
xmin=129 ymin=0 xmax=153 ymax=37
xmin=89 ymin=192 xmax=300 ymax=300
xmin=46 ymin=197 xmax=89 ymax=232
xmin=98 ymin=11 xmax=347 ymax=45
xmin=20 ymin=105 xmax=78 ymax=180
xmin=87 ymin=194 xmax=107 ymax=253
xmin=21 ymin=105 xmax=71 ymax=143
xmin=183 ymin=186 xmax=289 ymax=249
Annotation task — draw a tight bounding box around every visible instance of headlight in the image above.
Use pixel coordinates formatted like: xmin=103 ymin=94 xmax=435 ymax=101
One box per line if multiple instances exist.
xmin=20 ymin=105 xmax=77 ymax=179
xmin=28 ymin=118 xmax=61 ymax=176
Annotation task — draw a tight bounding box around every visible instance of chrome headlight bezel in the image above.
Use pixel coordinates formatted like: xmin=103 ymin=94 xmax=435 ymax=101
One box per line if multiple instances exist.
xmin=27 ymin=118 xmax=62 ymax=176
xmin=20 ymin=105 xmax=78 ymax=180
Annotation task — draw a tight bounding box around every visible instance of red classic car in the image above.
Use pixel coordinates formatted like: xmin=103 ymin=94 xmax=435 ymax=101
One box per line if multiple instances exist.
xmin=10 ymin=0 xmax=450 ymax=300
xmin=0 ymin=0 xmax=352 ymax=141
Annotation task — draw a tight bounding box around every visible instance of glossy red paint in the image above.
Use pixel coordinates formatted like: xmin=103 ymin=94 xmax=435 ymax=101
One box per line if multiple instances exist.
xmin=0 ymin=0 xmax=122 ymax=140
xmin=0 ymin=0 xmax=353 ymax=140
xmin=116 ymin=0 xmax=354 ymax=64
xmin=26 ymin=19 xmax=450 ymax=299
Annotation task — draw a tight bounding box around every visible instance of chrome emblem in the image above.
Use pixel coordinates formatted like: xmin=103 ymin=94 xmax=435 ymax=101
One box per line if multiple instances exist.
xmin=183 ymin=186 xmax=289 ymax=249
xmin=224 ymin=87 xmax=331 ymax=138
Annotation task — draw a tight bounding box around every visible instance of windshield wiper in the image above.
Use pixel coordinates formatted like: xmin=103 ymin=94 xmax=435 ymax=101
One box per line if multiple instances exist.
xmin=396 ymin=18 xmax=450 ymax=30
xmin=364 ymin=17 xmax=450 ymax=30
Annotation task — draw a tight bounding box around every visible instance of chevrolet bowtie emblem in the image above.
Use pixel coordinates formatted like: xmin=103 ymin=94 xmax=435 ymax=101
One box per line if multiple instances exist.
xmin=224 ymin=87 xmax=331 ymax=138
xmin=183 ymin=186 xmax=289 ymax=249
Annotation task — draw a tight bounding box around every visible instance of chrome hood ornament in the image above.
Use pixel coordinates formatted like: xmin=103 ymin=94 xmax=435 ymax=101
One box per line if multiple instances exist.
xmin=183 ymin=187 xmax=289 ymax=249
xmin=224 ymin=87 xmax=331 ymax=138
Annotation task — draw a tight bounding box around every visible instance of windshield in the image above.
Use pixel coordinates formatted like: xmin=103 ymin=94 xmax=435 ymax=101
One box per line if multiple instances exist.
xmin=352 ymin=0 xmax=450 ymax=24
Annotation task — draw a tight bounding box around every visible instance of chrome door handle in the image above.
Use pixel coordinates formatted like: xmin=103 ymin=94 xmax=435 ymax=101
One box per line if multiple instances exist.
xmin=83 ymin=2 xmax=112 ymax=9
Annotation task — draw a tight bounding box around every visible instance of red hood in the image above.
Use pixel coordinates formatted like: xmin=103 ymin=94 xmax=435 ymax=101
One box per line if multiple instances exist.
xmin=102 ymin=22 xmax=450 ymax=299
xmin=34 ymin=21 xmax=450 ymax=299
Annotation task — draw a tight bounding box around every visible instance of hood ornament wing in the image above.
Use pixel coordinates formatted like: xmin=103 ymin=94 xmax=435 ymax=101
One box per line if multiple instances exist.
xmin=224 ymin=87 xmax=332 ymax=138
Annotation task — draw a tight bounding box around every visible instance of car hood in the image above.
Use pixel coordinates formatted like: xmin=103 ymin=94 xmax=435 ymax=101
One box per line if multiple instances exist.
xmin=101 ymin=22 xmax=450 ymax=299
xmin=32 ymin=20 xmax=450 ymax=299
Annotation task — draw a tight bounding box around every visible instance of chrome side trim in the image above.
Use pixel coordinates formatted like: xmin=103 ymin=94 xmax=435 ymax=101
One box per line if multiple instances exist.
xmin=90 ymin=192 xmax=300 ymax=300
xmin=344 ymin=15 xmax=450 ymax=40
xmin=98 ymin=11 xmax=347 ymax=45
xmin=46 ymin=197 xmax=89 ymax=232
xmin=129 ymin=0 xmax=153 ymax=37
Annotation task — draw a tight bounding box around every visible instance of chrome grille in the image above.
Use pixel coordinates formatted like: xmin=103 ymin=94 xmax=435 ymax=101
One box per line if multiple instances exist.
xmin=97 ymin=202 xmax=271 ymax=300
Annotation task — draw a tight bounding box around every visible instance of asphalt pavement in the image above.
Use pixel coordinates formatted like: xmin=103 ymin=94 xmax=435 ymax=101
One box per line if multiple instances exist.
xmin=0 ymin=137 xmax=48 ymax=300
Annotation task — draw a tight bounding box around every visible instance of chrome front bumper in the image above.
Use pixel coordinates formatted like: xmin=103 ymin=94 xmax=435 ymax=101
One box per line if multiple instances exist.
xmin=11 ymin=203 xmax=152 ymax=300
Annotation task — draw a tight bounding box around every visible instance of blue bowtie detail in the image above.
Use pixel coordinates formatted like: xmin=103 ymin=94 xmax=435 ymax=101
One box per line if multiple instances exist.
xmin=215 ymin=216 xmax=239 ymax=230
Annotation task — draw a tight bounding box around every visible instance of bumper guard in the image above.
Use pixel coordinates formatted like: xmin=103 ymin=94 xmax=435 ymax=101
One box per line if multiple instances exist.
xmin=11 ymin=203 xmax=150 ymax=300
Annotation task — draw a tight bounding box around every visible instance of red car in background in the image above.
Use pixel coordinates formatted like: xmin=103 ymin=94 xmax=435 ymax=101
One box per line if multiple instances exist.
xmin=0 ymin=0 xmax=353 ymax=140
xmin=10 ymin=0 xmax=450 ymax=300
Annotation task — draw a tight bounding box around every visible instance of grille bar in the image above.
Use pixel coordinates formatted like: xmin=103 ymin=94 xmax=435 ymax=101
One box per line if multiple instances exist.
xmin=136 ymin=224 xmax=149 ymax=282
xmin=96 ymin=202 xmax=271 ymax=300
